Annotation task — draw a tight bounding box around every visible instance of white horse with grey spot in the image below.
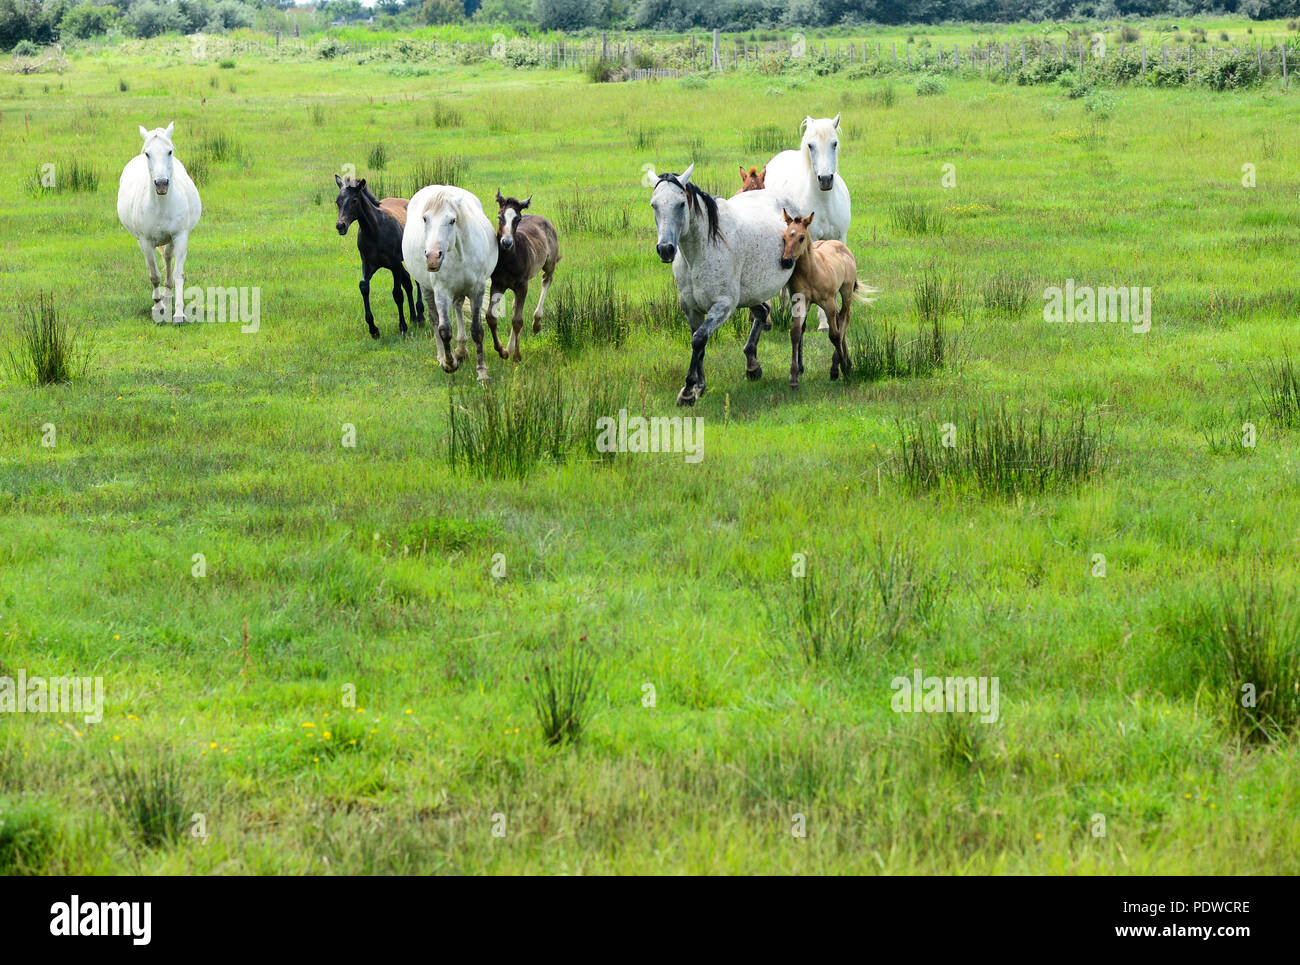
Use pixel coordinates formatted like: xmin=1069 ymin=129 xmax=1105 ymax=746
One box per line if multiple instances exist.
xmin=117 ymin=123 xmax=202 ymax=324
xmin=651 ymin=164 xmax=793 ymax=406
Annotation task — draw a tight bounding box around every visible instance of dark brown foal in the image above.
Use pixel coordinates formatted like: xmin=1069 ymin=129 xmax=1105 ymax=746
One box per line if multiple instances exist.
xmin=485 ymin=190 xmax=561 ymax=362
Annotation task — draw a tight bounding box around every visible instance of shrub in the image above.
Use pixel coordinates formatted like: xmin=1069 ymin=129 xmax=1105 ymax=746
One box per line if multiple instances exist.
xmin=11 ymin=40 xmax=38 ymax=57
xmin=59 ymin=3 xmax=119 ymax=40
xmin=914 ymin=73 xmax=947 ymax=96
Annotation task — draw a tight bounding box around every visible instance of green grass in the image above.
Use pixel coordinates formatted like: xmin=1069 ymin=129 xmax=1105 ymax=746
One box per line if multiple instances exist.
xmin=1 ymin=31 xmax=1299 ymax=874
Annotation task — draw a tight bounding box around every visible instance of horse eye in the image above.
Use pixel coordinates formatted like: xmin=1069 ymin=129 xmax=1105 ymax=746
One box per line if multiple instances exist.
xmin=831 ymin=142 xmax=838 ymax=150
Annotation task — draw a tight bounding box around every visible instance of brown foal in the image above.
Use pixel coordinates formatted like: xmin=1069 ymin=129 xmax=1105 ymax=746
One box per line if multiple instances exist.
xmin=780 ymin=209 xmax=862 ymax=387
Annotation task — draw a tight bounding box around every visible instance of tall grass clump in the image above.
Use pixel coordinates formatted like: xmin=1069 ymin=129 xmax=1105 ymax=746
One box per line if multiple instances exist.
xmin=890 ymin=202 xmax=945 ymax=236
xmin=551 ymin=271 xmax=629 ymax=351
xmin=28 ymin=156 xmax=99 ymax=195
xmin=430 ymin=99 xmax=463 ymax=127
xmin=5 ymin=293 xmax=92 ymax=386
xmin=100 ymin=752 xmax=190 ymax=849
xmin=896 ymin=405 xmax=1104 ymax=497
xmin=554 ymin=190 xmax=631 ymax=236
xmin=1254 ymin=356 xmax=1300 ymax=428
xmin=769 ymin=541 xmax=949 ymax=666
xmin=366 ymin=142 xmax=388 ymax=171
xmin=1177 ymin=580 xmax=1300 ymax=745
xmin=447 ymin=372 xmax=574 ymax=480
xmin=525 ymin=644 xmax=599 ymax=746
xmin=746 ymin=124 xmax=785 ymax=154
xmin=913 ymin=267 xmax=962 ymax=321
xmin=981 ymin=268 xmax=1034 ymax=317
xmin=851 ymin=319 xmax=945 ymax=381
xmin=586 ymin=58 xmax=618 ymax=83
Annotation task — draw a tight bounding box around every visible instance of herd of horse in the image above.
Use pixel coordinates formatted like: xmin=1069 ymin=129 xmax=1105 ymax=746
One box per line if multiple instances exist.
xmin=117 ymin=113 xmax=871 ymax=405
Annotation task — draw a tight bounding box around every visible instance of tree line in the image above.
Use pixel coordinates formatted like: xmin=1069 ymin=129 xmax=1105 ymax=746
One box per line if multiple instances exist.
xmin=4 ymin=0 xmax=1300 ymax=53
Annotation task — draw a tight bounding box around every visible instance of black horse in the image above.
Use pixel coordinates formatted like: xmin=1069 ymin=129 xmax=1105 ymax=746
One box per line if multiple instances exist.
xmin=334 ymin=174 xmax=423 ymax=338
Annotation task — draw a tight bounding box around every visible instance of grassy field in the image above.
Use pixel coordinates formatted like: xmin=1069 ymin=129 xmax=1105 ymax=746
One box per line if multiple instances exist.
xmin=1 ymin=30 xmax=1299 ymax=875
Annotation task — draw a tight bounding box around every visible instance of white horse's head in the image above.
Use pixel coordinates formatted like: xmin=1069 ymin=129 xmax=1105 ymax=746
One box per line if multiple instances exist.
xmin=800 ymin=114 xmax=841 ymax=191
xmin=138 ymin=122 xmax=176 ymax=196
xmin=420 ymin=190 xmax=463 ymax=272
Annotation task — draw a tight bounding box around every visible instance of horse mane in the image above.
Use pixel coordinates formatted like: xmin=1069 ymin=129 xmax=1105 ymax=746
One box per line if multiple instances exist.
xmin=658 ymin=173 xmax=720 ymax=244
xmin=417 ymin=187 xmax=460 ymax=220
xmin=361 ymin=184 xmax=380 ymax=206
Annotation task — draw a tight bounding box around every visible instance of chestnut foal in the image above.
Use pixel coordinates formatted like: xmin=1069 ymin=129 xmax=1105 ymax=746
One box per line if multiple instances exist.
xmin=485 ymin=191 xmax=560 ymax=362
xmin=780 ymin=209 xmax=872 ymax=387
xmin=738 ymin=165 xmax=766 ymax=192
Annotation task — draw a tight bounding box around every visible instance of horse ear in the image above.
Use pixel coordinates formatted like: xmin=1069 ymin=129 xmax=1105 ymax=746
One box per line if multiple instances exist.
xmin=781 ymin=208 xmax=792 ymax=224
xmin=496 ymin=189 xmax=505 ymax=206
xmin=832 ymin=113 xmax=841 ymax=129
xmin=164 ymin=121 xmax=174 ymax=139
xmin=759 ymin=166 xmax=766 ymax=179
xmin=800 ymin=116 xmax=812 ymax=134
xmin=739 ymin=165 xmax=745 ymax=179
xmin=357 ymin=178 xmax=366 ymax=189
xmin=138 ymin=125 xmax=149 ymax=141
xmin=680 ymin=162 xmax=694 ymax=185
xmin=521 ymin=196 xmax=531 ymax=209
xmin=804 ymin=211 xmax=815 ymax=226
xmin=335 ymin=174 xmax=343 ymax=188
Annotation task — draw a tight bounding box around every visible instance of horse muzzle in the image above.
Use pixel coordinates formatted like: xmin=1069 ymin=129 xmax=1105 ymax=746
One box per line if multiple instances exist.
xmin=499 ymin=236 xmax=514 ymax=252
xmin=656 ymin=243 xmax=676 ymax=263
xmin=426 ymin=253 xmax=443 ymax=272
xmin=780 ymin=257 xmax=795 ymax=270
xmin=336 ymin=223 xmax=348 ymax=236
xmin=817 ymin=175 xmax=834 ymax=191
xmin=154 ymin=179 xmax=170 ymax=195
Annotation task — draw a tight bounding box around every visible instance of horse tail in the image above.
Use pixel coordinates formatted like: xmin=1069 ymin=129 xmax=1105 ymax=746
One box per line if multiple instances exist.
xmin=853 ymin=278 xmax=879 ymax=305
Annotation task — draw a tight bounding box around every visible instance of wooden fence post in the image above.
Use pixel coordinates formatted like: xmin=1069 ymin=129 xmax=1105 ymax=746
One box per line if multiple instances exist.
xmin=1284 ymin=43 xmax=1290 ymax=88
xmin=712 ymin=28 xmax=720 ymax=71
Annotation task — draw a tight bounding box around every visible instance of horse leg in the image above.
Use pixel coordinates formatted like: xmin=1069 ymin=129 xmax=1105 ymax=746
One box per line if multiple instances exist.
xmin=836 ymin=282 xmax=854 ymax=376
xmin=169 ymin=233 xmax=190 ymax=324
xmin=139 ymin=239 xmax=164 ymax=321
xmin=359 ymin=260 xmax=380 ymax=338
xmin=390 ymin=271 xmax=407 ymax=335
xmin=789 ymin=298 xmax=807 ymax=388
xmin=470 ymin=287 xmax=490 ymax=382
xmin=452 ymin=295 xmax=469 ymax=363
xmin=432 ymin=287 xmax=455 ymax=372
xmin=485 ymin=284 xmax=508 ymax=359
xmin=405 ymin=270 xmax=423 ymax=327
xmin=678 ymin=298 xmax=734 ymax=407
xmin=823 ymin=298 xmax=845 ymax=379
xmin=744 ymin=302 xmax=767 ymax=381
xmin=532 ymin=266 xmax=554 ymax=333
xmin=163 ymin=242 xmax=175 ymax=309
xmin=507 ymin=283 xmax=527 ymax=362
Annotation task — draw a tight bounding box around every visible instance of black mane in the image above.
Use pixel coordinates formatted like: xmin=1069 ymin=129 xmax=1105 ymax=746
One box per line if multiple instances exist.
xmin=658 ymin=173 xmax=721 ymax=244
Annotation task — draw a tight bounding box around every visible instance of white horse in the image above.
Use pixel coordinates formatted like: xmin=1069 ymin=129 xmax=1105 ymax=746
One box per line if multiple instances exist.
xmin=117 ymin=123 xmax=201 ymax=324
xmin=764 ymin=114 xmax=852 ymax=330
xmin=402 ymin=185 xmax=498 ymax=380
xmin=651 ymin=164 xmax=794 ymax=406
xmin=763 ymin=114 xmax=851 ymax=243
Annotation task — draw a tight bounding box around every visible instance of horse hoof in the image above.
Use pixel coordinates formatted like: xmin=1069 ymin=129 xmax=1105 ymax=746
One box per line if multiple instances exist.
xmin=454 ymin=346 xmax=469 ymax=361
xmin=532 ymin=319 xmax=542 ymax=334
xmin=497 ymin=348 xmax=510 ymax=360
xmin=830 ymin=370 xmax=840 ymax=382
xmin=745 ymin=364 xmax=762 ymax=381
xmin=369 ymin=328 xmax=381 ymax=340
xmin=476 ymin=369 xmax=490 ymax=383
xmin=763 ymin=320 xmax=772 ymax=331
xmin=676 ymin=386 xmax=699 ymax=407
xmin=789 ymin=376 xmax=800 ymax=388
